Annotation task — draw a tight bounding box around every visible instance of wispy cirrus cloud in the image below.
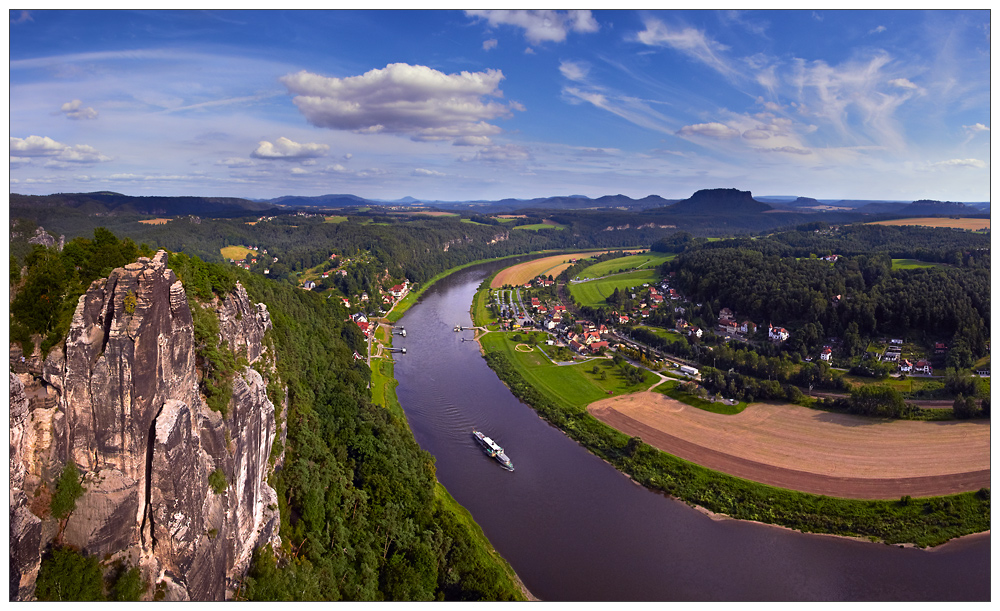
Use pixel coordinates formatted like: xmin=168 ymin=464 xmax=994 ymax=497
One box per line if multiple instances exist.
xmin=633 ymin=18 xmax=738 ymax=80
xmin=962 ymin=123 xmax=989 ymax=143
xmin=460 ymin=143 xmax=531 ymax=164
xmin=412 ymin=168 xmax=445 ymax=177
xmin=281 ymin=63 xmax=518 ymax=145
xmin=558 ymin=60 xmax=589 ymax=82
xmin=927 ymin=158 xmax=986 ymax=169
xmin=466 ymin=10 xmax=599 ymax=45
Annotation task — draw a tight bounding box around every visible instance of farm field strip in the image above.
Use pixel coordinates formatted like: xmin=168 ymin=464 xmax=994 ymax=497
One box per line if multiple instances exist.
xmin=490 ymin=251 xmax=614 ymax=288
xmin=572 ymin=252 xmax=672 ymax=280
xmin=569 ymin=268 xmax=661 ymax=307
xmin=588 ymin=392 xmax=989 ymax=498
xmin=891 ymin=258 xmax=944 ymax=269
xmin=868 ymin=217 xmax=990 ymax=231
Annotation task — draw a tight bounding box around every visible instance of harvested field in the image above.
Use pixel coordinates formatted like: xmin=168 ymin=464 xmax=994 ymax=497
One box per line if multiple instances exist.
xmin=589 ymin=392 xmax=990 ymax=499
xmin=490 ymin=251 xmax=611 ymax=288
xmin=868 ymin=217 xmax=990 ymax=231
xmin=138 ymin=218 xmax=171 ymax=225
xmin=220 ymin=245 xmax=256 ymax=260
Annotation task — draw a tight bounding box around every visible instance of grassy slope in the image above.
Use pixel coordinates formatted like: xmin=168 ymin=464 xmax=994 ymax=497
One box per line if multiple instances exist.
xmin=572 ymin=252 xmax=673 ymax=280
xmin=655 ymin=380 xmax=748 ymax=415
xmin=479 ymin=332 xmax=655 ymax=411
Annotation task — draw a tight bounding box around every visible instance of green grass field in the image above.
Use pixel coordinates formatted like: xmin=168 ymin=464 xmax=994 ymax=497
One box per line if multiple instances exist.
xmin=461 ymin=218 xmax=488 ymax=225
xmin=323 ymin=215 xmax=348 ymax=223
xmin=569 ymin=269 xmax=662 ymax=307
xmin=892 ymin=259 xmax=944 ymax=270
xmin=480 ymin=332 xmax=655 ymax=411
xmin=637 ymin=325 xmax=689 ymax=346
xmin=655 ymin=380 xmax=748 ymax=414
xmin=573 ymin=252 xmax=674 ymax=280
xmin=472 ymin=288 xmax=498 ymax=326
xmin=512 ymin=223 xmax=566 ymax=231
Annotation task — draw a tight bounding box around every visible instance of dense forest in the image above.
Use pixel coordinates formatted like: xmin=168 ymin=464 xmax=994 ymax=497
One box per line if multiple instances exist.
xmin=663 ymin=230 xmax=990 ymax=359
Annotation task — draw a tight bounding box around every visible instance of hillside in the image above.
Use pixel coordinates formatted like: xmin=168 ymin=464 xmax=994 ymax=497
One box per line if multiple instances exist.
xmin=9 ymin=236 xmax=525 ymax=601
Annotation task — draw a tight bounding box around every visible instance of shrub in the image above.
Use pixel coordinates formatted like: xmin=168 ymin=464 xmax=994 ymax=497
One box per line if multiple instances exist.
xmin=111 ymin=565 xmax=145 ymax=601
xmin=35 ymin=546 xmax=104 ymax=601
xmin=50 ymin=462 xmax=85 ymax=520
xmin=209 ymin=468 xmax=227 ymax=494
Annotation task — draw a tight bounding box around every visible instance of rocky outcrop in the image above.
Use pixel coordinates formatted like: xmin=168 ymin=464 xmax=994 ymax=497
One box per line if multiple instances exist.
xmin=10 ymin=373 xmax=42 ymax=600
xmin=9 ymin=251 xmax=283 ymax=600
xmin=26 ymin=226 xmax=64 ymax=251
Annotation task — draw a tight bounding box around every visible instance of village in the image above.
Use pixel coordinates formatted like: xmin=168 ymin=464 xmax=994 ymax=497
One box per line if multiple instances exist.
xmin=485 ymin=270 xmax=946 ymax=381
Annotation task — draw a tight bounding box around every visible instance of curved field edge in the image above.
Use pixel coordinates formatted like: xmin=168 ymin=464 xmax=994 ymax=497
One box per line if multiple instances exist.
xmin=477 ymin=349 xmax=989 ymax=548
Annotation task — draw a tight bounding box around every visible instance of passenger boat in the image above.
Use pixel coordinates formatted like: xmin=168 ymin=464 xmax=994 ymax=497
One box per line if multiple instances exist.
xmin=472 ymin=430 xmax=514 ymax=471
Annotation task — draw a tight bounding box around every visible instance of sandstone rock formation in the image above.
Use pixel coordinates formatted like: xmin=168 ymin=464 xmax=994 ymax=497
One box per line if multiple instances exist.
xmin=9 ymin=251 xmax=284 ymax=600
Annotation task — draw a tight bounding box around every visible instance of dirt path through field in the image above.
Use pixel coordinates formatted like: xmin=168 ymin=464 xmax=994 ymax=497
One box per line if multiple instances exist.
xmin=588 ymin=392 xmax=990 ymax=499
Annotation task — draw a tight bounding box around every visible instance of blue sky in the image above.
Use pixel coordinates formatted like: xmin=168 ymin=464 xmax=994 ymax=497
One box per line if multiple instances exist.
xmin=9 ymin=9 xmax=992 ymax=201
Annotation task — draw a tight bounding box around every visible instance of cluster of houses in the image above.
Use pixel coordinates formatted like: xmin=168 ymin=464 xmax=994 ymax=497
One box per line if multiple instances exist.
xmin=228 ymin=245 xmax=272 ymax=271
xmin=565 ymin=322 xmax=611 ymax=355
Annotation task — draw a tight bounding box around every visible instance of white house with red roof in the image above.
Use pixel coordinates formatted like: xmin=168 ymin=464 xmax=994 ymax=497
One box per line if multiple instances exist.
xmin=768 ymin=324 xmax=789 ymax=341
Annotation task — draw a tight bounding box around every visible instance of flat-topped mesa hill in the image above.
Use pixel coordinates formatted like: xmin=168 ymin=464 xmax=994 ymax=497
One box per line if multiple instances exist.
xmin=666 ymin=188 xmax=773 ymax=215
xmin=899 ymin=199 xmax=979 ymax=216
xmin=9 ymin=251 xmax=284 ymax=601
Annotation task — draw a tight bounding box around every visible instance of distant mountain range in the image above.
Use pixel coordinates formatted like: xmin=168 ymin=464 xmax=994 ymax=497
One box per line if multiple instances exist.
xmin=10 ymin=189 xmax=989 ymax=218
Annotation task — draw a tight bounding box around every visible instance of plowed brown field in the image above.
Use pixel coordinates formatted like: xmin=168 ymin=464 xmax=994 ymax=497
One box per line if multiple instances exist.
xmin=589 ymin=392 xmax=990 ymax=499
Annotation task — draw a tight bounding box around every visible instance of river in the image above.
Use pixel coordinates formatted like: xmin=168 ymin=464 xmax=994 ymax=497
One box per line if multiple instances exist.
xmin=393 ymin=262 xmax=990 ymax=601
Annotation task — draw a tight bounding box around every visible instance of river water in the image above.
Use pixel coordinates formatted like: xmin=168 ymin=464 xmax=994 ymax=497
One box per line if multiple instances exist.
xmin=393 ymin=262 xmax=990 ymax=601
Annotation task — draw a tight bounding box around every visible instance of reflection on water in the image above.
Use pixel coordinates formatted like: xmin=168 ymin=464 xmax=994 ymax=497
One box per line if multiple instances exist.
xmin=393 ymin=263 xmax=989 ymax=601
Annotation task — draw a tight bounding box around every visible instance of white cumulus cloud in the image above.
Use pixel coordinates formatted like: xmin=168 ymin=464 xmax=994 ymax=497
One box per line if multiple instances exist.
xmin=281 ymin=63 xmax=516 ymax=144
xmin=59 ymin=99 xmax=98 ymax=120
xmin=251 ymin=137 xmax=330 ymax=160
xmin=483 ymin=38 xmax=498 ymax=51
xmin=963 ymin=123 xmax=990 ymax=134
xmin=10 ymin=135 xmax=110 ymax=163
xmin=676 ymin=122 xmax=741 ymax=139
xmin=869 ymin=25 xmax=887 ymax=34
xmin=466 ymin=10 xmax=599 ymax=45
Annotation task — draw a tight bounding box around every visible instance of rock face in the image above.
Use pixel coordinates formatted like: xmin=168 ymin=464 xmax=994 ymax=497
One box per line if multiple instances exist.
xmin=9 ymin=251 xmax=283 ymax=600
